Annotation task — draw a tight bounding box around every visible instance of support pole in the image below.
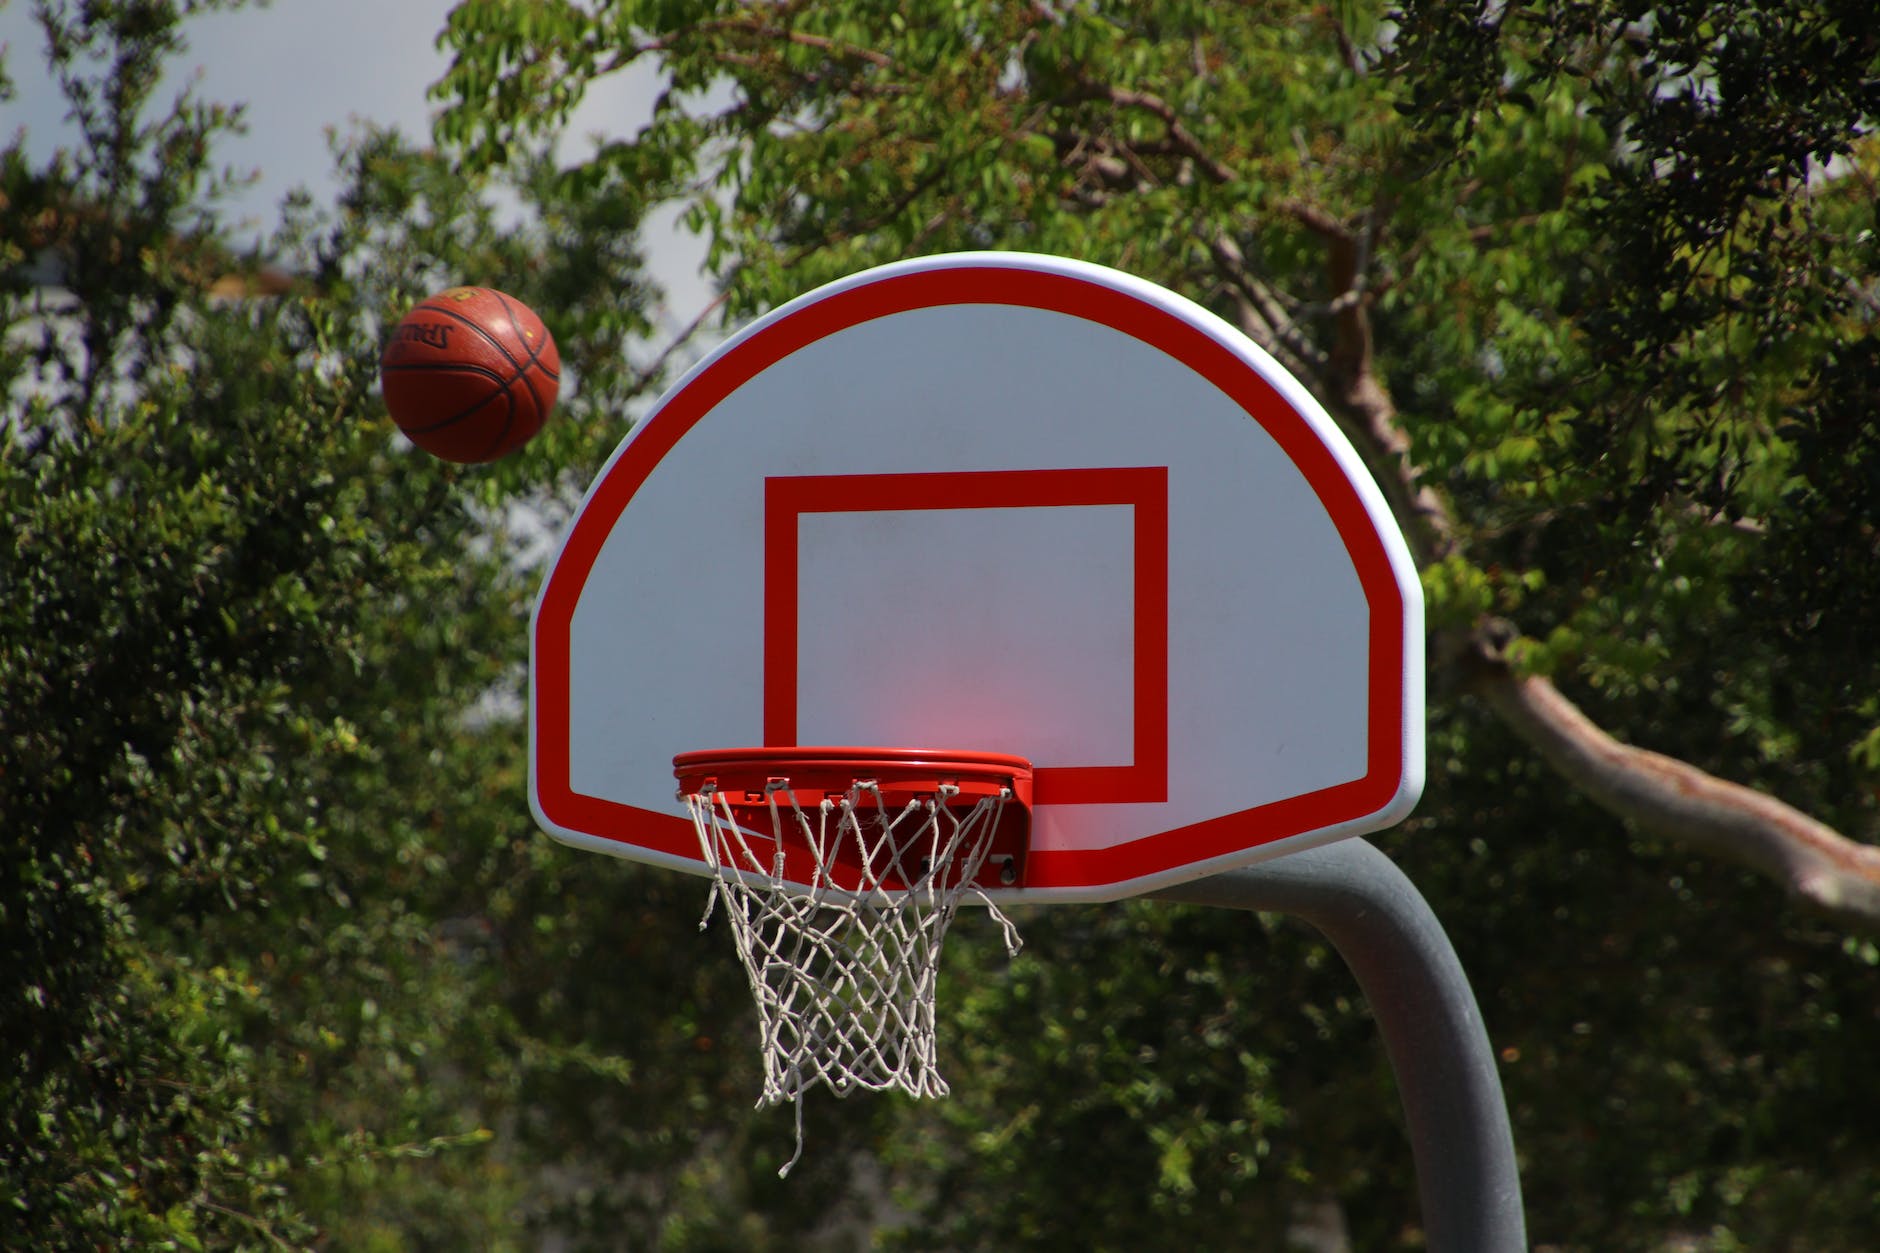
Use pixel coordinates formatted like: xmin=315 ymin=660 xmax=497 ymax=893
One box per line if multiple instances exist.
xmin=1152 ymin=839 xmax=1526 ymax=1253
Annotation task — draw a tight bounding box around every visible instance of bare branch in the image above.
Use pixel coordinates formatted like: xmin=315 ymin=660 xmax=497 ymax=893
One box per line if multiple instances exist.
xmin=626 ymin=17 xmax=896 ymax=70
xmin=1320 ymin=352 xmax=1456 ymax=567
xmin=1466 ymin=644 xmax=1880 ymax=931
xmin=1261 ymin=196 xmax=1455 ymax=564
xmin=1257 ymin=189 xmax=1880 ymax=931
xmin=1202 ymin=230 xmax=1328 ymax=383
xmin=630 ymin=290 xmax=728 ymax=396
xmin=1093 ymin=85 xmax=1238 ymax=185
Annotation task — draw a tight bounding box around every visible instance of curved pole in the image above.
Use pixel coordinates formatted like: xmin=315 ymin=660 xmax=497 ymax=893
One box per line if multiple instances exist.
xmin=1152 ymin=839 xmax=1526 ymax=1253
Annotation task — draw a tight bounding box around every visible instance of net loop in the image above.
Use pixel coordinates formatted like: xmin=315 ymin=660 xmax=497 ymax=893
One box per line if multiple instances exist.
xmin=684 ymin=770 xmax=1024 ymax=1177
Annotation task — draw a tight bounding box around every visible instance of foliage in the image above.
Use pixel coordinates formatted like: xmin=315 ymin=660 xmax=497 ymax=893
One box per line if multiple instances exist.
xmin=432 ymin=0 xmax=1880 ymax=1248
xmin=3 ymin=2 xmax=820 ymax=1248
xmin=1390 ymin=0 xmax=1880 ymax=780
xmin=6 ymin=0 xmax=1880 ymax=1250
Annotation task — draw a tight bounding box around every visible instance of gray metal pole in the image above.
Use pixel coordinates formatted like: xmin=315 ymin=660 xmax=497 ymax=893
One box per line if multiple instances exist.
xmin=1152 ymin=839 xmax=1526 ymax=1253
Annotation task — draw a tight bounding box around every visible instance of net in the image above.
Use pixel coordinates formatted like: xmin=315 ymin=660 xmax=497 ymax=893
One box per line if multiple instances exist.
xmin=682 ymin=768 xmax=1024 ymax=1177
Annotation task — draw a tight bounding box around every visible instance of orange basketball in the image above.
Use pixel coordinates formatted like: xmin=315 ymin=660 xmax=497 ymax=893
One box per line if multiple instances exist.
xmin=380 ymin=286 xmax=560 ymax=463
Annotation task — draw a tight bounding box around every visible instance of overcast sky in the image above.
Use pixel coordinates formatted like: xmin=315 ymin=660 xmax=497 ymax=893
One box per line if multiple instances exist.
xmin=2 ymin=0 xmax=709 ymax=314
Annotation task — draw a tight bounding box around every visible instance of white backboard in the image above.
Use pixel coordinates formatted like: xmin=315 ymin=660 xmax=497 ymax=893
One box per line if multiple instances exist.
xmin=531 ymin=253 xmax=1423 ymax=901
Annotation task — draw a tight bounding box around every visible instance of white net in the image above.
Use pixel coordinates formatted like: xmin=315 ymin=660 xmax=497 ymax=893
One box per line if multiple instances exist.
xmin=684 ymin=776 xmax=1023 ymax=1177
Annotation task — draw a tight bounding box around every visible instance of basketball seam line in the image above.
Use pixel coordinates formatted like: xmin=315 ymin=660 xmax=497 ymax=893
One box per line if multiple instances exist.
xmin=420 ymin=293 xmax=560 ymax=381
xmin=491 ymin=291 xmax=553 ymax=457
xmin=383 ymin=362 xmax=516 ymax=436
xmin=414 ymin=293 xmax=548 ymax=460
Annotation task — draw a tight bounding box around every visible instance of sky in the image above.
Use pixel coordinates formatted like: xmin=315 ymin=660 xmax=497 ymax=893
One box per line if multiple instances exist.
xmin=1 ymin=0 xmax=710 ymax=315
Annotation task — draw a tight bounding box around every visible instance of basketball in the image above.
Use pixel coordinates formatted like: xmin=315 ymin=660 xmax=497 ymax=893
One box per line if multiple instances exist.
xmin=380 ymin=286 xmax=560 ymax=463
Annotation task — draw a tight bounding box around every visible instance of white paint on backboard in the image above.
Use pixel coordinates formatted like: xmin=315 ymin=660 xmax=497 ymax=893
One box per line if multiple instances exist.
xmin=535 ymin=253 xmax=1423 ymax=900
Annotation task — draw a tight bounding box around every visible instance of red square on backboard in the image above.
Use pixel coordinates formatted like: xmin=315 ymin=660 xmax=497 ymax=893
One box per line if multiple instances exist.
xmin=763 ymin=467 xmax=1168 ymax=805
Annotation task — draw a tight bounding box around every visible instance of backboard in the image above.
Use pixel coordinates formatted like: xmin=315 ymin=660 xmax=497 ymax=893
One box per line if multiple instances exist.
xmin=530 ymin=252 xmax=1423 ymax=902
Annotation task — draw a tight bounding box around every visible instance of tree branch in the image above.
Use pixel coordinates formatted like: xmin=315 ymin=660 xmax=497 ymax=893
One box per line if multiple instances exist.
xmin=626 ymin=17 xmax=896 ymax=70
xmin=1203 ymin=230 xmax=1328 ymax=384
xmin=1096 ymin=85 xmax=1238 ymax=185
xmin=1465 ymin=643 xmax=1880 ymax=931
xmin=1251 ymin=189 xmax=1880 ymax=932
xmin=1258 ymin=198 xmax=1454 ymax=564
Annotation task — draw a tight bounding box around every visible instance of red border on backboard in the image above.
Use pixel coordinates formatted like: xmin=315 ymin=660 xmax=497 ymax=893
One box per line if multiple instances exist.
xmin=763 ymin=467 xmax=1169 ymax=806
xmin=532 ymin=262 xmax=1410 ymax=896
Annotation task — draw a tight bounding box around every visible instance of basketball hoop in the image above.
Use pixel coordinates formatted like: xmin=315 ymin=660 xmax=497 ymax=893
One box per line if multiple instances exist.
xmin=674 ymin=748 xmax=1030 ymax=1176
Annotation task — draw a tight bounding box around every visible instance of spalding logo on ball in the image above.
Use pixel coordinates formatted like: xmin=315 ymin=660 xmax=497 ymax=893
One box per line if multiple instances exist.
xmin=380 ymin=286 xmax=560 ymax=463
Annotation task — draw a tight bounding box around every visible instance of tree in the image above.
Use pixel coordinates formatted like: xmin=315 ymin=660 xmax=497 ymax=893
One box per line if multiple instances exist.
xmin=437 ymin=0 xmax=1880 ymax=927
xmin=9 ymin=0 xmax=1877 ymax=1247
xmin=3 ymin=2 xmax=836 ymax=1247
xmin=430 ymin=0 xmax=1880 ymax=1247
xmin=0 ymin=2 xmax=539 ymax=1237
